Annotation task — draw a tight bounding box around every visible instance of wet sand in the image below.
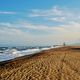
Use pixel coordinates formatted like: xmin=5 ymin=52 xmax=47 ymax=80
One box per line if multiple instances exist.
xmin=0 ymin=46 xmax=80 ymax=80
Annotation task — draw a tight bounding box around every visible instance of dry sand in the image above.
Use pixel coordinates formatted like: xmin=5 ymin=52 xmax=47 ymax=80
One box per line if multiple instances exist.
xmin=0 ymin=46 xmax=80 ymax=80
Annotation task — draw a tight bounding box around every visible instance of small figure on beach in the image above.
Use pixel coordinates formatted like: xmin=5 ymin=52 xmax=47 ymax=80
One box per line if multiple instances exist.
xmin=63 ymin=42 xmax=66 ymax=46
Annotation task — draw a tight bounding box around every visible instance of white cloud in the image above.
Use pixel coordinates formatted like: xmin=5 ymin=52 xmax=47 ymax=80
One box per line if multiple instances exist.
xmin=13 ymin=21 xmax=80 ymax=34
xmin=1 ymin=6 xmax=80 ymax=45
xmin=0 ymin=11 xmax=16 ymax=14
xmin=21 ymin=22 xmax=50 ymax=30
xmin=22 ymin=21 xmax=80 ymax=41
xmin=29 ymin=6 xmax=63 ymax=17
xmin=0 ymin=23 xmax=37 ymax=46
xmin=0 ymin=21 xmax=80 ymax=46
xmin=28 ymin=6 xmax=80 ymax=23
xmin=0 ymin=22 xmax=13 ymax=27
xmin=47 ymin=17 xmax=66 ymax=22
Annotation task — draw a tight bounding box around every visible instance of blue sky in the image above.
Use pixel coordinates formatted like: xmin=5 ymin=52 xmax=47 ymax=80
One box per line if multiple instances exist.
xmin=0 ymin=0 xmax=80 ymax=46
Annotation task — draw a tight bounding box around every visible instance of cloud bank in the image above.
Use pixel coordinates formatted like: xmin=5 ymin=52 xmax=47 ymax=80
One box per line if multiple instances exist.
xmin=0 ymin=6 xmax=80 ymax=46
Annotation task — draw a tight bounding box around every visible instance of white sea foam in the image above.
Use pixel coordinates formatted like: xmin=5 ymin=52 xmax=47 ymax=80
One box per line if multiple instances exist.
xmin=0 ymin=46 xmax=61 ymax=62
xmin=0 ymin=48 xmax=41 ymax=62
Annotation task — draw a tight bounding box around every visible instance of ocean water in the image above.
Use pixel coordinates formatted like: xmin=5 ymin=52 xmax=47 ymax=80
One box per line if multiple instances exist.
xmin=0 ymin=46 xmax=52 ymax=62
xmin=0 ymin=46 xmax=61 ymax=62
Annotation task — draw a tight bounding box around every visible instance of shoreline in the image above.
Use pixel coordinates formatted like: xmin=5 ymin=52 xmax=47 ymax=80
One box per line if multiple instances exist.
xmin=0 ymin=46 xmax=78 ymax=65
xmin=1 ymin=46 xmax=80 ymax=80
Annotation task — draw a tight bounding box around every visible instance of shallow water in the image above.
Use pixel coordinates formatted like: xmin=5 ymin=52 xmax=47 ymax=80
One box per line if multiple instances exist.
xmin=0 ymin=46 xmax=61 ymax=62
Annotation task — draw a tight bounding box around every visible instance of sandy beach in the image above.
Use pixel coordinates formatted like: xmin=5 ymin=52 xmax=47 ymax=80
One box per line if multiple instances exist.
xmin=0 ymin=46 xmax=80 ymax=80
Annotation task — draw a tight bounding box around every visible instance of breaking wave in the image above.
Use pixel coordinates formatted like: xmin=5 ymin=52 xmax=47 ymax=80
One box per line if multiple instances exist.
xmin=0 ymin=46 xmax=61 ymax=62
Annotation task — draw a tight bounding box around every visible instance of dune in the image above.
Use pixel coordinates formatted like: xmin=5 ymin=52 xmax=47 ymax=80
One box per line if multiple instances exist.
xmin=0 ymin=46 xmax=80 ymax=80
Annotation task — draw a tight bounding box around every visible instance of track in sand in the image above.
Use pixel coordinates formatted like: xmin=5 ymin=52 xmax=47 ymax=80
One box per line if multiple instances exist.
xmin=0 ymin=46 xmax=80 ymax=80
